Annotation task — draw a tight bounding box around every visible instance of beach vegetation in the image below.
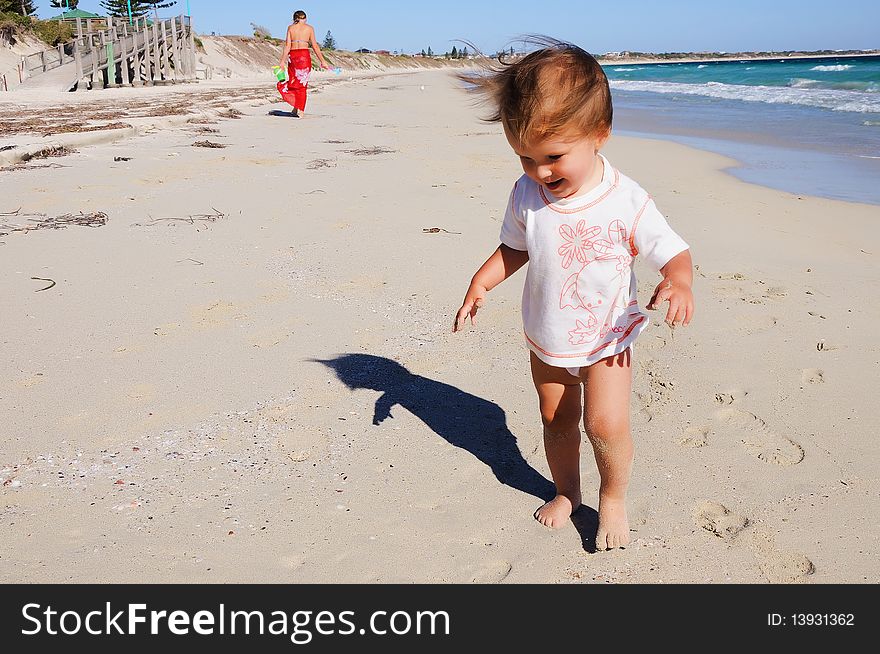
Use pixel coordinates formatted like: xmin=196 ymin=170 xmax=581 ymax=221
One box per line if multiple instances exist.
xmin=49 ymin=0 xmax=80 ymax=9
xmin=0 ymin=9 xmax=72 ymax=46
xmin=33 ymin=16 xmax=72 ymax=44
xmin=142 ymin=0 xmax=177 ymax=17
xmin=99 ymin=0 xmax=148 ymax=18
xmin=0 ymin=0 xmax=36 ymax=15
xmin=322 ymin=30 xmax=336 ymax=50
xmin=250 ymin=22 xmax=271 ymax=39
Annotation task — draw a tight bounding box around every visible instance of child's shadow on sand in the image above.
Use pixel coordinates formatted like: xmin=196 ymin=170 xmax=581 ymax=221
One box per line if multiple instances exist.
xmin=315 ymin=354 xmax=601 ymax=551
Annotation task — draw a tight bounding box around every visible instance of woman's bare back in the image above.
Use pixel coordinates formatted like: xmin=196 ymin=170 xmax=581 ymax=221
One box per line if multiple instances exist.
xmin=287 ymin=22 xmax=314 ymax=48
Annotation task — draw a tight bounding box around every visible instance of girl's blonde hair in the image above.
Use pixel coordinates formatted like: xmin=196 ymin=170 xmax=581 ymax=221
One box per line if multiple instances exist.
xmin=460 ymin=37 xmax=613 ymax=144
xmin=293 ymin=10 xmax=307 ymax=23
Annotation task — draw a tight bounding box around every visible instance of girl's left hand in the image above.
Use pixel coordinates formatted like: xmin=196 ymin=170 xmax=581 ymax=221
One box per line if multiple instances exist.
xmin=648 ymin=277 xmax=694 ymax=327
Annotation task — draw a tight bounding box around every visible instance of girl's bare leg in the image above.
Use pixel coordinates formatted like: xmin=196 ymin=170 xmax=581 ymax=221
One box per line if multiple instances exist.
xmin=530 ymin=352 xmax=583 ymax=528
xmin=582 ymin=349 xmax=634 ymax=550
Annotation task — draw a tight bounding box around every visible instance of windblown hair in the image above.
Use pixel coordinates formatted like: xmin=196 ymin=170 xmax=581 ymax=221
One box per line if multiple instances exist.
xmin=460 ymin=37 xmax=613 ymax=144
xmin=293 ymin=10 xmax=307 ymax=23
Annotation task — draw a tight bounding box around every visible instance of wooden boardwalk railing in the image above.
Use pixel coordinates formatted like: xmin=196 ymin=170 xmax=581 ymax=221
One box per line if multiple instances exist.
xmin=72 ymin=14 xmax=198 ymax=90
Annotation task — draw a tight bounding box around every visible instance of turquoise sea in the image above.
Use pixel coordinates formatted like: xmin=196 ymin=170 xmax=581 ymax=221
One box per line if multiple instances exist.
xmin=603 ymin=54 xmax=880 ymax=204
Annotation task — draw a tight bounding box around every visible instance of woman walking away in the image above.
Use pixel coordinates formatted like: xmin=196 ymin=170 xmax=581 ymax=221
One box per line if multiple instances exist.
xmin=277 ymin=10 xmax=331 ymax=118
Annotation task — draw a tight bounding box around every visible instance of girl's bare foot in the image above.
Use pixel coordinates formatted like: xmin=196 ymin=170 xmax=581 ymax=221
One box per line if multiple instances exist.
xmin=534 ymin=492 xmax=581 ymax=529
xmin=595 ymin=495 xmax=630 ymax=550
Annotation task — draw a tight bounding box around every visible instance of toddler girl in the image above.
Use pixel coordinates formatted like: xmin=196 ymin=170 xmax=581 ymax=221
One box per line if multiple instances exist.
xmin=453 ymin=40 xmax=694 ymax=550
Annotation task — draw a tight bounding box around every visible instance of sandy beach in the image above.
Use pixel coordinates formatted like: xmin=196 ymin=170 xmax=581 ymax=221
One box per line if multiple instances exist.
xmin=1 ymin=69 xmax=877 ymax=584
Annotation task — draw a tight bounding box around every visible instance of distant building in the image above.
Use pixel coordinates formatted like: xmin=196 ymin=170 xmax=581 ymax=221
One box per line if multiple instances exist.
xmin=375 ymin=50 xmax=390 ymax=55
xmin=356 ymin=48 xmax=371 ymax=54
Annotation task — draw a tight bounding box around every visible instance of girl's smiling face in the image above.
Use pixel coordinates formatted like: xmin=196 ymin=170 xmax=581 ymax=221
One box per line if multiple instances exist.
xmin=505 ymin=126 xmax=610 ymax=200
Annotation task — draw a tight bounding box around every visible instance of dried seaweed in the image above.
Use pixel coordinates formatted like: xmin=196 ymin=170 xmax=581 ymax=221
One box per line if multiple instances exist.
xmin=193 ymin=140 xmax=227 ymax=149
xmin=306 ymin=159 xmax=336 ymax=170
xmin=187 ymin=117 xmax=219 ymax=125
xmin=133 ymin=207 xmax=226 ymax=227
xmin=31 ymin=277 xmax=56 ymax=292
xmin=42 ymin=122 xmax=131 ymax=136
xmin=21 ymin=146 xmax=75 ymax=162
xmin=344 ymin=146 xmax=397 ymax=156
xmin=0 ymin=211 xmax=107 ymax=233
xmin=422 ymin=227 xmax=462 ymax=234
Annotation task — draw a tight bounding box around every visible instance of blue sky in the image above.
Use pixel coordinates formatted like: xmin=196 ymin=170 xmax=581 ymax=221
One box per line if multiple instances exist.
xmin=32 ymin=1 xmax=880 ymax=54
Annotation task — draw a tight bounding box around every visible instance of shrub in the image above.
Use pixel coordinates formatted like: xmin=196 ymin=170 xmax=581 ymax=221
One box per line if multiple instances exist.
xmin=32 ymin=19 xmax=73 ymax=46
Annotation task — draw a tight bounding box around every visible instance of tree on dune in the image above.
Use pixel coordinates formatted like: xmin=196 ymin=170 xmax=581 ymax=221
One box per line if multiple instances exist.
xmin=1 ymin=0 xmax=37 ymax=15
xmin=99 ymin=0 xmax=149 ymax=17
xmin=142 ymin=0 xmax=177 ymax=19
xmin=50 ymin=0 xmax=80 ymax=10
xmin=322 ymin=30 xmax=336 ymax=50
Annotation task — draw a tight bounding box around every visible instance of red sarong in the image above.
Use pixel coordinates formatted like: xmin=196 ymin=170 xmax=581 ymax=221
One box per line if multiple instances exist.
xmin=277 ymin=48 xmax=312 ymax=111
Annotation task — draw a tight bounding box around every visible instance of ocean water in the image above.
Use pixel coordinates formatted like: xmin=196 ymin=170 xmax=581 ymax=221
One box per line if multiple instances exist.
xmin=604 ymin=55 xmax=880 ymax=204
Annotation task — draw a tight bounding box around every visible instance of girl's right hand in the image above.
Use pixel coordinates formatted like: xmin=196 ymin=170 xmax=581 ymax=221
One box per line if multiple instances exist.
xmin=453 ymin=284 xmax=487 ymax=332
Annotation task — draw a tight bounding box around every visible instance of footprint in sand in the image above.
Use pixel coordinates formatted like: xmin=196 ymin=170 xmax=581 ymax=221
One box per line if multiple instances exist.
xmin=800 ymin=369 xmax=824 ymax=385
xmin=716 ymin=408 xmax=805 ymax=466
xmin=470 ymin=560 xmax=513 ymax=584
xmin=694 ymin=501 xmax=749 ymax=542
xmin=749 ymin=530 xmax=815 ymax=583
xmin=678 ymin=426 xmax=710 ymax=448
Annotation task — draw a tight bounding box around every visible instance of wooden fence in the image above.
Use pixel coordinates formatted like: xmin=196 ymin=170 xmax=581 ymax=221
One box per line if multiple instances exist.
xmin=2 ymin=14 xmax=198 ymax=91
xmin=72 ymin=15 xmax=198 ymax=90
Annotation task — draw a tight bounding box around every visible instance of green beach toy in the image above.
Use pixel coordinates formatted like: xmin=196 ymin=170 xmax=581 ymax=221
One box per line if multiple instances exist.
xmin=273 ymin=65 xmax=287 ymax=82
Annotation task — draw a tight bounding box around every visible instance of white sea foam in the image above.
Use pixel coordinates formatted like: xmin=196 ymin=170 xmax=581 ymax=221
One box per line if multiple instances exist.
xmin=811 ymin=64 xmax=853 ymax=72
xmin=697 ymin=64 xmax=708 ymax=69
xmin=609 ymin=79 xmax=880 ymax=113
xmin=789 ymin=78 xmax=820 ymax=88
xmin=612 ymin=67 xmax=643 ymax=72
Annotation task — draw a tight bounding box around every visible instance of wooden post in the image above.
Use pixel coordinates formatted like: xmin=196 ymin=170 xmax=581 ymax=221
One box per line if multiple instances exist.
xmin=118 ymin=27 xmax=131 ymax=87
xmin=159 ymin=19 xmax=174 ymax=83
xmin=170 ymin=17 xmax=183 ymax=82
xmin=2 ymin=74 xmax=7 ymax=92
xmin=74 ymin=38 xmax=87 ymax=92
xmin=105 ymin=31 xmax=118 ymax=88
xmin=142 ymin=18 xmax=154 ymax=86
xmin=182 ymin=15 xmax=193 ymax=81
xmin=90 ymin=35 xmax=104 ymax=89
xmin=188 ymin=15 xmax=197 ymax=81
xmin=131 ymin=18 xmax=143 ymax=86
xmin=57 ymin=43 xmax=64 ymax=66
xmin=151 ymin=17 xmax=163 ymax=84
xmin=41 ymin=50 xmax=47 ymax=73
xmin=76 ymin=17 xmax=83 ymax=39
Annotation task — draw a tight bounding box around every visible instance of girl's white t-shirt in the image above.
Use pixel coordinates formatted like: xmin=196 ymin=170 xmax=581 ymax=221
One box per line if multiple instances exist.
xmin=500 ymin=155 xmax=689 ymax=368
